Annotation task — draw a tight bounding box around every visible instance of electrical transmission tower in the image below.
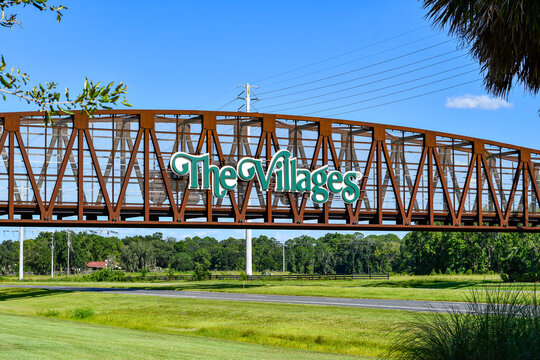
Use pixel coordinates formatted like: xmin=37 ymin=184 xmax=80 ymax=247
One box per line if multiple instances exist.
xmin=238 ymin=83 xmax=258 ymax=277
xmin=237 ymin=83 xmax=259 ymax=112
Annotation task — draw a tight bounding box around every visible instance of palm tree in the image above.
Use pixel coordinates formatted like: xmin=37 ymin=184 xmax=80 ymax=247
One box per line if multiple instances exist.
xmin=422 ymin=0 xmax=540 ymax=97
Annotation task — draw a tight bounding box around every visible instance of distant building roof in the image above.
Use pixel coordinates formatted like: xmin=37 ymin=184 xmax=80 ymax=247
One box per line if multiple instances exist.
xmin=86 ymin=261 xmax=107 ymax=268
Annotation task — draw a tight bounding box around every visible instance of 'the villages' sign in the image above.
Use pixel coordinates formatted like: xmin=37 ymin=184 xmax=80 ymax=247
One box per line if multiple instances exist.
xmin=169 ymin=150 xmax=362 ymax=204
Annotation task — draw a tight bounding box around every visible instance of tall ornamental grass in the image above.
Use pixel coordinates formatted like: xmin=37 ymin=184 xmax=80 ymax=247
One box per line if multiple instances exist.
xmin=391 ymin=287 xmax=539 ymax=360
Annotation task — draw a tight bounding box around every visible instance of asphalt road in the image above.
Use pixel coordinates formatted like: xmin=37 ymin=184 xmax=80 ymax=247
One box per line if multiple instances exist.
xmin=0 ymin=284 xmax=470 ymax=313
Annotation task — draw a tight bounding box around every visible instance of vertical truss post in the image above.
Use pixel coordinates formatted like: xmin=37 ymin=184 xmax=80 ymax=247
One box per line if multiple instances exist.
xmin=474 ymin=141 xmax=484 ymax=226
xmin=207 ymin=129 xmax=213 ymax=222
xmin=373 ymin=126 xmax=385 ymax=224
xmin=263 ymin=114 xmax=275 ymax=224
xmin=5 ymin=115 xmax=18 ymax=220
xmin=203 ymin=112 xmax=216 ymax=223
xmin=521 ymin=150 xmax=530 ymax=227
xmin=320 ymin=119 xmax=331 ymax=224
xmin=425 ymin=132 xmax=437 ymax=226
xmin=144 ymin=127 xmax=150 ymax=221
xmin=9 ymin=132 xmax=14 ymax=219
xmin=427 ymin=148 xmax=434 ymax=225
xmin=140 ymin=111 xmax=154 ymax=222
xmin=265 ymin=132 xmax=272 ymax=223
xmin=78 ymin=128 xmax=84 ymax=220
xmin=476 ymin=153 xmax=482 ymax=225
xmin=74 ymin=113 xmax=88 ymax=221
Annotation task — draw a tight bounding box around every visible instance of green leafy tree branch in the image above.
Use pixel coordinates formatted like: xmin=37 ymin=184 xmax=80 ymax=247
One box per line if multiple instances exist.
xmin=0 ymin=0 xmax=131 ymax=124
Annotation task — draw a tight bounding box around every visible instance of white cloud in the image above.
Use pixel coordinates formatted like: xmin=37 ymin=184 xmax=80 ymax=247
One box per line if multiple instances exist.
xmin=445 ymin=94 xmax=513 ymax=110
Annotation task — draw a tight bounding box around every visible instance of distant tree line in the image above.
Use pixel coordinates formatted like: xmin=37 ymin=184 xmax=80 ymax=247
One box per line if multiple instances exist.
xmin=0 ymin=231 xmax=537 ymax=281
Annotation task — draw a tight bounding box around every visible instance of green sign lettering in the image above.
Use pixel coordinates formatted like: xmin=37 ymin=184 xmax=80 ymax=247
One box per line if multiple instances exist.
xmin=169 ymin=150 xmax=362 ymax=204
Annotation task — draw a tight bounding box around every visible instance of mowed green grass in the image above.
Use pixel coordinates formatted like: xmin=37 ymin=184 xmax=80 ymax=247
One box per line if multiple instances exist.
xmin=0 ymin=313 xmax=362 ymax=360
xmin=0 ymin=287 xmax=415 ymax=358
xmin=3 ymin=274 xmax=534 ymax=303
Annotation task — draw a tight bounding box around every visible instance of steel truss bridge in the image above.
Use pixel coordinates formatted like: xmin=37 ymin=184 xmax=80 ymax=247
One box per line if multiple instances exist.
xmin=0 ymin=110 xmax=538 ymax=231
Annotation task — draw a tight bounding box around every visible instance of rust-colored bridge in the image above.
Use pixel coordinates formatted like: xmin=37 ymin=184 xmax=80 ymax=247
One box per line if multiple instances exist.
xmin=0 ymin=110 xmax=538 ymax=231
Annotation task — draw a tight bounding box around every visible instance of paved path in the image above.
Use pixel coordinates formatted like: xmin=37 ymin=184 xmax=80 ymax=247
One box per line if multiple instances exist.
xmin=0 ymin=284 xmax=471 ymax=313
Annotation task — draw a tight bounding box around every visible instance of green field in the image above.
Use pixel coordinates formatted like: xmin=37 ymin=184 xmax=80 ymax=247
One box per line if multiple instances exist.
xmin=0 ymin=287 xmax=416 ymax=358
xmin=0 ymin=313 xmax=362 ymax=360
xmin=2 ymin=274 xmax=535 ymax=303
xmin=0 ymin=275 xmax=536 ymax=359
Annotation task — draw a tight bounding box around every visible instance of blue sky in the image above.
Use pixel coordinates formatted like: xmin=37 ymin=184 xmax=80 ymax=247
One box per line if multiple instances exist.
xmin=0 ymin=0 xmax=538 ymax=242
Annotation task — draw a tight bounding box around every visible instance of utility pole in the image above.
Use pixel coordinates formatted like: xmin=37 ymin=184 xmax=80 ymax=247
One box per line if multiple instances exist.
xmin=5 ymin=228 xmax=37 ymax=281
xmin=246 ymin=226 xmax=252 ymax=277
xmin=237 ymin=83 xmax=258 ymax=113
xmin=66 ymin=231 xmax=71 ymax=276
xmin=19 ymin=227 xmax=23 ymax=280
xmin=282 ymin=242 xmax=285 ymax=273
xmin=238 ymin=83 xmax=258 ymax=277
xmin=50 ymin=232 xmax=55 ymax=279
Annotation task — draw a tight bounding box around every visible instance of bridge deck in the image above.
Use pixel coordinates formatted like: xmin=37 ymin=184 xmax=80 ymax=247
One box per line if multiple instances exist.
xmin=0 ymin=110 xmax=538 ymax=231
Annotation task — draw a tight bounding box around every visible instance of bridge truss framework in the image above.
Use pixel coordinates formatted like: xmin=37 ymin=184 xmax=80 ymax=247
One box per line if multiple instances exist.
xmin=0 ymin=110 xmax=538 ymax=231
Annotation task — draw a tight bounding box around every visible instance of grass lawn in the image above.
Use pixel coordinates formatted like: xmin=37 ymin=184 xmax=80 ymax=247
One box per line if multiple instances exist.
xmin=0 ymin=312 xmax=362 ymax=360
xmin=0 ymin=287 xmax=416 ymax=358
xmin=2 ymin=274 xmax=535 ymax=303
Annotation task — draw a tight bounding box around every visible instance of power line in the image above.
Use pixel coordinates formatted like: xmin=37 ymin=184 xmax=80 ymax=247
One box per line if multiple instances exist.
xmin=261 ymin=51 xmax=464 ymax=103
xmin=258 ymin=39 xmax=457 ymax=96
xmin=215 ymin=97 xmax=240 ymax=111
xmin=201 ymin=29 xmax=450 ymax=111
xmin=261 ymin=54 xmax=470 ymax=110
xmin=300 ymin=69 xmax=479 ymax=116
xmin=270 ymin=64 xmax=476 ymax=113
xmin=254 ymin=25 xmax=429 ymax=84
xmin=197 ymin=87 xmax=239 ymax=109
xmin=325 ymin=79 xmax=480 ymax=117
xmin=259 ymin=33 xmax=441 ymax=88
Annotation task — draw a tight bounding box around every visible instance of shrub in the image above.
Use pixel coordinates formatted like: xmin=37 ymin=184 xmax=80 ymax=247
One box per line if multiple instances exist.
xmin=192 ymin=263 xmax=210 ymax=281
xmin=167 ymin=266 xmax=175 ymax=280
xmin=500 ymin=239 xmax=540 ymax=283
xmin=139 ymin=267 xmax=148 ymax=279
xmin=37 ymin=309 xmax=59 ymax=317
xmin=390 ymin=287 xmax=539 ymax=360
xmin=465 ymin=269 xmax=473 ymax=275
xmin=502 ymin=272 xmax=540 ymax=283
xmin=72 ymin=307 xmax=94 ymax=319
xmin=85 ymin=268 xmax=126 ymax=282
